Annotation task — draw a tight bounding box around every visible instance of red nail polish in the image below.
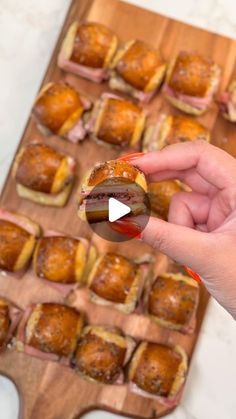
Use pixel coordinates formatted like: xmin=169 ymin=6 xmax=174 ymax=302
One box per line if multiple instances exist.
xmin=118 ymin=152 xmax=145 ymax=161
xmin=184 ymin=266 xmax=202 ymax=284
xmin=110 ymin=218 xmax=142 ymax=239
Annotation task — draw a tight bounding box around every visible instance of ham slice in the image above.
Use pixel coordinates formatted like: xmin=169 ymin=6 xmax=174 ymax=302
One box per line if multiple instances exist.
xmin=67 ymin=156 xmax=77 ymax=172
xmin=7 ymin=305 xmax=22 ymax=343
xmin=101 ymin=92 xmax=124 ymax=101
xmin=220 ymin=91 xmax=230 ymax=104
xmin=0 ymin=269 xmax=25 ymax=279
xmin=219 ymin=90 xmax=236 ymax=122
xmin=64 ymin=119 xmax=87 ymax=143
xmin=129 ymin=382 xmax=184 ymax=407
xmin=0 ymin=303 xmax=22 ymax=348
xmin=162 ymin=84 xmax=212 ymax=110
xmin=133 ymin=89 xmax=157 ymax=104
xmin=124 ymin=338 xmax=136 ymax=365
xmin=35 ymin=274 xmax=77 ymax=298
xmin=58 ymin=55 xmax=108 ymax=83
xmin=17 ymin=305 xmax=34 ymax=343
xmin=24 ymin=344 xmax=60 ymax=362
xmin=0 ymin=209 xmax=40 ymax=237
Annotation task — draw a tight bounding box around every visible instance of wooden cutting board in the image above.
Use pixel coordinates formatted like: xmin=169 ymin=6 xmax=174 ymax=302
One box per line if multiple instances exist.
xmin=1 ymin=0 xmax=236 ymax=418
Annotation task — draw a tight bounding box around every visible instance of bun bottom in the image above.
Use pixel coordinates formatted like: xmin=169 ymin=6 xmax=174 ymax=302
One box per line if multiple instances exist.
xmin=165 ymin=95 xmax=208 ymax=116
xmin=16 ymin=183 xmax=73 ymax=207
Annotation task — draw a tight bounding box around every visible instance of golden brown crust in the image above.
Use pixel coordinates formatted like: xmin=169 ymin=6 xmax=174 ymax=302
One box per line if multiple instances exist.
xmin=0 ymin=220 xmax=31 ymax=272
xmin=130 ymin=342 xmax=182 ymax=396
xmin=75 ymin=326 xmax=126 ymax=383
xmin=15 ymin=143 xmax=65 ymax=194
xmin=115 ymin=40 xmax=164 ymax=91
xmin=33 ymin=82 xmax=83 ymax=133
xmin=26 ymin=303 xmax=83 ymax=357
xmin=148 ymin=180 xmax=182 ymax=220
xmin=0 ymin=299 xmax=10 ymax=347
xmin=71 ymin=22 xmax=117 ymax=69
xmin=87 ymin=160 xmax=146 ymax=188
xmin=167 ymin=51 xmax=214 ymax=97
xmin=166 ymin=115 xmax=210 ymax=144
xmin=97 ymin=98 xmax=143 ymax=146
xmin=34 ymin=236 xmax=80 ymax=284
xmin=148 ymin=274 xmax=199 ymax=327
xmin=89 ymin=253 xmax=138 ymax=304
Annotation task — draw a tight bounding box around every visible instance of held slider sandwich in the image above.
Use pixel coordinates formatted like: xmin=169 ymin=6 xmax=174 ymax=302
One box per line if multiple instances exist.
xmin=58 ymin=22 xmax=118 ymax=82
xmin=0 ymin=209 xmax=40 ymax=273
xmin=87 ymin=93 xmax=147 ymax=148
xmin=32 ymin=81 xmax=91 ymax=143
xmin=78 ymin=159 xmax=148 ymax=223
xmin=162 ymin=51 xmax=221 ymax=115
xmin=16 ymin=303 xmax=83 ymax=364
xmin=33 ymin=232 xmax=97 ymax=294
xmin=73 ymin=325 xmax=136 ymax=384
xmin=13 ymin=142 xmax=76 ymax=207
xmin=109 ymin=40 xmax=166 ymax=103
xmin=143 ymin=114 xmax=210 ymax=152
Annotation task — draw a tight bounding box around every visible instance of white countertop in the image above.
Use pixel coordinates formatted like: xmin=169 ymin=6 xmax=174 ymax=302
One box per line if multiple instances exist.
xmin=0 ymin=1 xmax=236 ymax=418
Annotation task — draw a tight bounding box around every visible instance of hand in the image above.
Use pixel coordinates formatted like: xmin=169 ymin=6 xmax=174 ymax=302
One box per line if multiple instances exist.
xmin=119 ymin=141 xmax=236 ymax=319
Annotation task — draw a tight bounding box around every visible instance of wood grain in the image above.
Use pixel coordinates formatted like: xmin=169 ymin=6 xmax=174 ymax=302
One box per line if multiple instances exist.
xmin=0 ymin=0 xmax=236 ymax=418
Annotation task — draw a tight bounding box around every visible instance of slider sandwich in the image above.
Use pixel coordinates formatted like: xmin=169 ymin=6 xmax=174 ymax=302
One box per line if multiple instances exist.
xmin=78 ymin=160 xmax=148 ymax=223
xmin=0 ymin=209 xmax=40 ymax=273
xmin=16 ymin=303 xmax=83 ymax=364
xmin=109 ymin=40 xmax=166 ymax=103
xmin=219 ymin=80 xmax=236 ymax=122
xmin=58 ymin=22 xmax=118 ymax=82
xmin=32 ymin=81 xmax=91 ymax=143
xmin=0 ymin=298 xmax=22 ymax=350
xmin=74 ymin=325 xmax=135 ymax=384
xmin=144 ymin=273 xmax=199 ymax=333
xmin=87 ymin=93 xmax=146 ymax=148
xmin=143 ymin=114 xmax=210 ymax=152
xmin=162 ymin=51 xmax=221 ymax=115
xmin=128 ymin=341 xmax=188 ymax=406
xmin=13 ymin=142 xmax=76 ymax=207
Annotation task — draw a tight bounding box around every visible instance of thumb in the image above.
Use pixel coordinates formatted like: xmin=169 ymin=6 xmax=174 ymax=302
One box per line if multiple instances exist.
xmin=138 ymin=215 xmax=212 ymax=271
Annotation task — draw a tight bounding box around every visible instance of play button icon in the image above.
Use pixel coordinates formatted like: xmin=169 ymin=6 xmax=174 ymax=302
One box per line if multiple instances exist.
xmin=82 ymin=177 xmax=151 ymax=242
xmin=108 ymin=198 xmax=131 ymax=222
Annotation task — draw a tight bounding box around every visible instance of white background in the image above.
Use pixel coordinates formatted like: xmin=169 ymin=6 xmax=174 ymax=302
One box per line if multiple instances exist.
xmin=0 ymin=1 xmax=236 ymax=418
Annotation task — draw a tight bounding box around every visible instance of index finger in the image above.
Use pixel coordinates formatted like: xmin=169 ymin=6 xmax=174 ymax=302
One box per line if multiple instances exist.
xmin=131 ymin=141 xmax=236 ymax=190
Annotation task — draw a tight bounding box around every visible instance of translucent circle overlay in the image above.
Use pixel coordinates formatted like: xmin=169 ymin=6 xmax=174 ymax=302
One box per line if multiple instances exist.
xmin=83 ymin=177 xmax=151 ymax=242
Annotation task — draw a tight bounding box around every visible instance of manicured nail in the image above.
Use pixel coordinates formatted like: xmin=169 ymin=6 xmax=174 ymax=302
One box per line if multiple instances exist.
xmin=184 ymin=266 xmax=202 ymax=284
xmin=118 ymin=152 xmax=145 ymax=161
xmin=110 ymin=218 xmax=142 ymax=239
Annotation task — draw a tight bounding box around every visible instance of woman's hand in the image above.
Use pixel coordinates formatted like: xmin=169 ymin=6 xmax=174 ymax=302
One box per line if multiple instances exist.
xmin=120 ymin=141 xmax=236 ymax=318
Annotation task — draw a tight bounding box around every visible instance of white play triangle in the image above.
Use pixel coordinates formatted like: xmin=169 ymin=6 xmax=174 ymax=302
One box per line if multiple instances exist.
xmin=108 ymin=197 xmax=131 ymax=222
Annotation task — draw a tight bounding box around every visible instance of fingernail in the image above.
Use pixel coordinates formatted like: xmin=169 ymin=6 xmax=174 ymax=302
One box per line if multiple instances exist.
xmin=184 ymin=266 xmax=202 ymax=284
xmin=110 ymin=218 xmax=142 ymax=239
xmin=118 ymin=152 xmax=145 ymax=161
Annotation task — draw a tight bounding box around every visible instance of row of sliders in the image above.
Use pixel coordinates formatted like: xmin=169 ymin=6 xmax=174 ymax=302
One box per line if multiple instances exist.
xmin=0 ymin=210 xmax=199 ymax=333
xmin=12 ymin=141 xmax=197 ymax=210
xmin=57 ymin=21 xmax=236 ymax=121
xmin=58 ymin=21 xmax=223 ymax=115
xmin=1 ymin=299 xmax=187 ymax=406
xmin=32 ymin=81 xmax=211 ymax=147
